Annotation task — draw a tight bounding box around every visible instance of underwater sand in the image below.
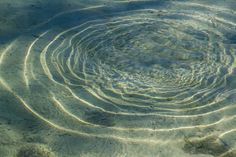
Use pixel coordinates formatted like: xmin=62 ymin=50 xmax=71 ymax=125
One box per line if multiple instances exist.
xmin=0 ymin=0 xmax=236 ymax=157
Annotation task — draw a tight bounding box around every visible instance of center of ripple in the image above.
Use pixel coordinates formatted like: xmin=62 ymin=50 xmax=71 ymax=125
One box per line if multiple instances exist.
xmin=63 ymin=10 xmax=227 ymax=106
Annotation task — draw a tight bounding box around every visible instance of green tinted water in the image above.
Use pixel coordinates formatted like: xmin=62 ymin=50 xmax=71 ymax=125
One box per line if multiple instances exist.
xmin=0 ymin=1 xmax=236 ymax=157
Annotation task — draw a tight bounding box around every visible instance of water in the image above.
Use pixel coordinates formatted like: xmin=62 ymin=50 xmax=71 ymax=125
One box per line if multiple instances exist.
xmin=0 ymin=0 xmax=236 ymax=157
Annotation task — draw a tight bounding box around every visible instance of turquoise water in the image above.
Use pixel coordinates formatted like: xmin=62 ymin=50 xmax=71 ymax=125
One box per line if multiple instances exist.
xmin=0 ymin=1 xmax=236 ymax=157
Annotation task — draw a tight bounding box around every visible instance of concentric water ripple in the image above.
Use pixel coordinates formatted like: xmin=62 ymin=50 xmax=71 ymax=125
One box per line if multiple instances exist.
xmin=1 ymin=1 xmax=236 ymax=156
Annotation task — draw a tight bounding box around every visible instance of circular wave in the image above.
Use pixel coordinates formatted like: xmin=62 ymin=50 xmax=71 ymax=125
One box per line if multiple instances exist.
xmin=1 ymin=1 xmax=236 ymax=148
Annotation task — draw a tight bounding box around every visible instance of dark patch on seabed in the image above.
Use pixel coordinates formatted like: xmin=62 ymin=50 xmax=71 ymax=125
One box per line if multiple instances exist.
xmin=183 ymin=136 xmax=236 ymax=157
xmin=85 ymin=110 xmax=116 ymax=127
xmin=17 ymin=144 xmax=55 ymax=157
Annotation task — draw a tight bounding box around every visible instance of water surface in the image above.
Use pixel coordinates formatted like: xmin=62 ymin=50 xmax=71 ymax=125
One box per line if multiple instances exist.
xmin=0 ymin=0 xmax=236 ymax=157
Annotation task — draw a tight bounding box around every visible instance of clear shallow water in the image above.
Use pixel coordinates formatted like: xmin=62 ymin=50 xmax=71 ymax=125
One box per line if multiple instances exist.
xmin=0 ymin=0 xmax=236 ymax=157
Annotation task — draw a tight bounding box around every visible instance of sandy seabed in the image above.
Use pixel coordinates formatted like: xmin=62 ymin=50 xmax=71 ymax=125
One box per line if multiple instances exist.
xmin=0 ymin=1 xmax=236 ymax=157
